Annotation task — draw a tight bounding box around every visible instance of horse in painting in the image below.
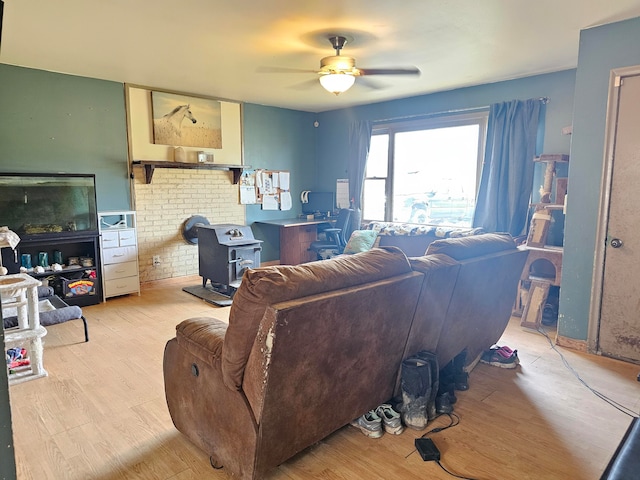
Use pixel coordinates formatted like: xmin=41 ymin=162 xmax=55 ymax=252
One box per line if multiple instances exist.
xmin=153 ymin=104 xmax=198 ymax=144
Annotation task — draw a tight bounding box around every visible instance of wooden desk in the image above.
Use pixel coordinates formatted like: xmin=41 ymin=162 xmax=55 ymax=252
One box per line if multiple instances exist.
xmin=257 ymin=218 xmax=332 ymax=265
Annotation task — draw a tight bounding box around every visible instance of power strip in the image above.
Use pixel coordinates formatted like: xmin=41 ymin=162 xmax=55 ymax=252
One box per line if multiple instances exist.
xmin=415 ymin=437 xmax=441 ymax=462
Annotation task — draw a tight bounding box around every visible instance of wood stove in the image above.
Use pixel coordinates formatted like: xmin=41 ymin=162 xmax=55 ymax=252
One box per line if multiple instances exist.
xmin=197 ymin=224 xmax=262 ymax=295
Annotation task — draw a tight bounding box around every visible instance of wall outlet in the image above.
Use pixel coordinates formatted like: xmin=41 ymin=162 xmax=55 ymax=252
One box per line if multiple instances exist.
xmin=153 ymin=255 xmax=161 ymax=266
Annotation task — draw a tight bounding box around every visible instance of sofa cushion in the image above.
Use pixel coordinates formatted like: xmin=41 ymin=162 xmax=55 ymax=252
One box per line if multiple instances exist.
xmin=343 ymin=229 xmax=378 ymax=254
xmin=425 ymin=232 xmax=516 ymax=260
xmin=221 ymin=246 xmax=412 ymax=390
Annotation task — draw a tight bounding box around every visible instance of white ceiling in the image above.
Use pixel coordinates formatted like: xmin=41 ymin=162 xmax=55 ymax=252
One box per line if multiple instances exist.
xmin=2 ymin=0 xmax=640 ymax=113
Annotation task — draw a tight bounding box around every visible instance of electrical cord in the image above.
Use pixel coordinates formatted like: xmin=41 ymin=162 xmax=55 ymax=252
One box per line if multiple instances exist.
xmin=537 ymin=326 xmax=639 ymax=418
xmin=405 ymin=413 xmax=480 ymax=480
xmin=435 ymin=460 xmax=478 ymax=480
xmin=405 ymin=412 xmax=460 ymax=460
xmin=419 ymin=411 xmax=460 ymax=438
xmin=404 ymin=412 xmax=460 ymax=458
xmin=403 ymin=328 xmax=637 ymax=480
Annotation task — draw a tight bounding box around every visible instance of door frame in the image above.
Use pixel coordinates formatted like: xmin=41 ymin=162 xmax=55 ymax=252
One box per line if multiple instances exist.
xmin=588 ymin=65 xmax=640 ymax=353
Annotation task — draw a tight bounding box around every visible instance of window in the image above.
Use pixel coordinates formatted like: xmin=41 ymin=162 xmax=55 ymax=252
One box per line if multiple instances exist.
xmin=362 ymin=111 xmax=488 ymax=227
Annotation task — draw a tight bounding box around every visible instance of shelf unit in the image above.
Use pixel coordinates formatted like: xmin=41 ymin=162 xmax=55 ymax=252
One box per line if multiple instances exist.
xmin=132 ymin=161 xmax=251 ymax=184
xmin=516 ymin=154 xmax=568 ymax=329
xmin=12 ymin=233 xmax=102 ymax=307
xmin=99 ymin=211 xmax=140 ymax=301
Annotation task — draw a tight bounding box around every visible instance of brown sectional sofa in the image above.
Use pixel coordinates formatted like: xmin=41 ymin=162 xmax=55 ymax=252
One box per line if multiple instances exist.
xmin=407 ymin=234 xmax=528 ymax=370
xmin=163 ymin=234 xmax=527 ymax=480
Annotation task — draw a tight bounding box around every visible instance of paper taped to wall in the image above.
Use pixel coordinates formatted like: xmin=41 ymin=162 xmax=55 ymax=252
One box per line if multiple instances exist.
xmin=280 ymin=191 xmax=292 ymax=211
xmin=337 ymin=179 xmax=350 ymax=208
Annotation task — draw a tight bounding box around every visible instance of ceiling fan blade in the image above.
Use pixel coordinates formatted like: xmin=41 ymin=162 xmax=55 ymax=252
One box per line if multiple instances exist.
xmin=289 ymin=78 xmax=322 ymax=90
xmin=256 ymin=66 xmax=318 ymax=74
xmin=357 ymin=77 xmax=387 ymax=90
xmin=359 ymin=67 xmax=420 ymax=76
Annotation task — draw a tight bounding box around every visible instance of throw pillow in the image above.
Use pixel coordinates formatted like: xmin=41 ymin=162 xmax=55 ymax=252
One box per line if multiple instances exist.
xmin=344 ymin=230 xmax=378 ymax=254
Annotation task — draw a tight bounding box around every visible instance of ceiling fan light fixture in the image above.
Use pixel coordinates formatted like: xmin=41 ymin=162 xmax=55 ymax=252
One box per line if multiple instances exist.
xmin=320 ymin=55 xmax=356 ymax=72
xmin=319 ymin=73 xmax=355 ymax=95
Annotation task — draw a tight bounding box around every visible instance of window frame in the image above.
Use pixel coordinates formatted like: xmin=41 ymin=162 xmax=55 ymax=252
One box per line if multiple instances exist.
xmin=363 ymin=110 xmax=489 ymax=225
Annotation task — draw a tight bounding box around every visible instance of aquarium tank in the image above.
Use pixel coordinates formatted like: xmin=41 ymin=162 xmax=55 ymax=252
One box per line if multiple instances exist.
xmin=0 ymin=173 xmax=98 ymax=239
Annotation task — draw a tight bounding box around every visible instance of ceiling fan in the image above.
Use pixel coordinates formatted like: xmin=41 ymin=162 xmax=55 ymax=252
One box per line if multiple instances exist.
xmin=262 ymin=35 xmax=421 ymax=95
xmin=316 ymin=35 xmax=420 ymax=94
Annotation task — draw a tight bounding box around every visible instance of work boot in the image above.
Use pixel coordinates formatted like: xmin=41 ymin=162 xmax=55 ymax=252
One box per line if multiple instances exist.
xmin=435 ymin=391 xmax=454 ymax=414
xmin=414 ymin=350 xmax=440 ymax=422
xmin=440 ymin=360 xmax=457 ymax=402
xmin=399 ymin=356 xmax=432 ymax=430
xmin=453 ymin=350 xmax=469 ymax=391
xmin=437 ymin=360 xmax=456 ymax=412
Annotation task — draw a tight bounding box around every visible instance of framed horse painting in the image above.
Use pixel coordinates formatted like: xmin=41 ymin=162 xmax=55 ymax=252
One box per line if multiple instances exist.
xmin=151 ymin=91 xmax=222 ymax=148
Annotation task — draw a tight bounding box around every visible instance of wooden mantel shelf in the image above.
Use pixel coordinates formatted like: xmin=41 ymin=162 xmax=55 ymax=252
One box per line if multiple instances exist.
xmin=132 ymin=161 xmax=251 ymax=184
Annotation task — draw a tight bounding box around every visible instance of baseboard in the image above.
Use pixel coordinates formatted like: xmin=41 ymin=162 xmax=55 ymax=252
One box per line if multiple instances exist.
xmin=141 ymin=274 xmax=201 ymax=289
xmin=555 ymin=334 xmax=588 ymax=352
xmin=465 ymin=352 xmax=483 ymax=373
xmin=140 ymin=263 xmax=280 ymax=290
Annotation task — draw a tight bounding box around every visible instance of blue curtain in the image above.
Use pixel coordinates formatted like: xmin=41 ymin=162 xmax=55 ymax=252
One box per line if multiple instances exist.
xmin=473 ymin=99 xmax=541 ymax=235
xmin=348 ymin=120 xmax=372 ymax=209
xmin=346 ymin=120 xmax=372 ymax=234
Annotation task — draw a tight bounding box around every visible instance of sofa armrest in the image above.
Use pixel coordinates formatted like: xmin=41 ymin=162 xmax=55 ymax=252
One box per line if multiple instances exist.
xmin=163 ymin=333 xmax=260 ymax=478
xmin=175 ymin=317 xmax=228 ymax=368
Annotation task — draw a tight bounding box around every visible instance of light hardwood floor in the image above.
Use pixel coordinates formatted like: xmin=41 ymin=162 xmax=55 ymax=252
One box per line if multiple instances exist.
xmin=7 ymin=275 xmax=640 ymax=480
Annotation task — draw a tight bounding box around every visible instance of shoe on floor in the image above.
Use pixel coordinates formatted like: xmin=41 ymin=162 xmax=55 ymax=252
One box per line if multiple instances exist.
xmin=375 ymin=404 xmax=404 ymax=435
xmin=350 ymin=410 xmax=383 ymax=438
xmin=480 ymin=347 xmax=520 ymax=369
xmin=435 ymin=392 xmax=454 ymax=414
xmin=455 ymin=372 xmax=469 ymax=391
xmin=494 ymin=345 xmax=514 ymax=356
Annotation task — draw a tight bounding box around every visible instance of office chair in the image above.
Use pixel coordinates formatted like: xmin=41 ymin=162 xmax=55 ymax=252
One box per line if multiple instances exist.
xmin=309 ymin=209 xmax=352 ymax=260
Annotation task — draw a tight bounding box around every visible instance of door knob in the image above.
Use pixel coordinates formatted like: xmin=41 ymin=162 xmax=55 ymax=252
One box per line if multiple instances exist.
xmin=610 ymin=238 xmax=623 ymax=248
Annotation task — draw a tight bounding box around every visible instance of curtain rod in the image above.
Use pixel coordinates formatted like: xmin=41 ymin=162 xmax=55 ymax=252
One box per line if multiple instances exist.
xmin=373 ymin=97 xmax=549 ymax=124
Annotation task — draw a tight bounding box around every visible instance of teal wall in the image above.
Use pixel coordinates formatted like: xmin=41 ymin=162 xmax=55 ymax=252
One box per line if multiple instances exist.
xmin=243 ymin=103 xmax=316 ymax=261
xmin=315 ymin=70 xmax=576 ymax=194
xmin=560 ymin=16 xmax=640 ymax=341
xmin=0 ymin=65 xmax=130 ymax=211
xmin=0 ymin=66 xmax=316 ymax=263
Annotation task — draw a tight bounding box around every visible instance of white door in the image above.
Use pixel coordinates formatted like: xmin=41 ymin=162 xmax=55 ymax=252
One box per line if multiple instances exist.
xmin=598 ymin=73 xmax=640 ymax=363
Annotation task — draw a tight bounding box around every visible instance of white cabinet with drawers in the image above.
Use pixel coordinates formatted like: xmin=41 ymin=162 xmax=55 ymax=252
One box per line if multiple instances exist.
xmin=98 ymin=211 xmax=140 ymax=301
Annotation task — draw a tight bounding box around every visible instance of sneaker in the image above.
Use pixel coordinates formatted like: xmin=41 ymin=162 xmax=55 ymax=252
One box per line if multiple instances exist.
xmin=375 ymin=404 xmax=404 ymax=435
xmin=350 ymin=410 xmax=383 ymax=438
xmin=480 ymin=346 xmax=520 ymax=369
xmin=494 ymin=345 xmax=514 ymax=355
